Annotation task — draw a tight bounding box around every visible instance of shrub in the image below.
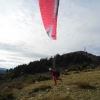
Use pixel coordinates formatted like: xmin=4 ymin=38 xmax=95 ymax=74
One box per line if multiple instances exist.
xmin=24 ymin=74 xmax=51 ymax=84
xmin=1 ymin=87 xmax=12 ymax=93
xmin=24 ymin=76 xmax=35 ymax=84
xmin=35 ymin=74 xmax=51 ymax=81
xmin=10 ymin=81 xmax=23 ymax=89
xmin=0 ymin=92 xmax=15 ymax=100
xmin=81 ymin=62 xmax=88 ymax=70
xmin=0 ymin=83 xmax=13 ymax=94
xmin=68 ymin=65 xmax=79 ymax=71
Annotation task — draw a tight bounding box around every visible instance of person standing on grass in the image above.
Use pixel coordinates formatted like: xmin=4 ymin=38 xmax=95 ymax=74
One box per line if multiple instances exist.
xmin=49 ymin=68 xmax=62 ymax=85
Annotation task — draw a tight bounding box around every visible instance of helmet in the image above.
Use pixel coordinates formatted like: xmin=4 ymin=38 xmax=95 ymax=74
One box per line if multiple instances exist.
xmin=49 ymin=68 xmax=52 ymax=71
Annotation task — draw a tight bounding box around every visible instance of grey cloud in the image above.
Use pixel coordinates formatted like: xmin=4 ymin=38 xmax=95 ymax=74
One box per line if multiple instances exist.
xmin=0 ymin=59 xmax=6 ymax=62
xmin=21 ymin=51 xmax=50 ymax=59
xmin=0 ymin=42 xmax=49 ymax=60
xmin=0 ymin=42 xmax=22 ymax=52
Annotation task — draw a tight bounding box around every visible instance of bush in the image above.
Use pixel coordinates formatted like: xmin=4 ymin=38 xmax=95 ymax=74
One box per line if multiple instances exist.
xmin=81 ymin=62 xmax=88 ymax=70
xmin=9 ymin=81 xmax=23 ymax=89
xmin=24 ymin=76 xmax=35 ymax=84
xmin=0 ymin=92 xmax=15 ymax=100
xmin=68 ymin=65 xmax=79 ymax=71
xmin=1 ymin=87 xmax=12 ymax=93
xmin=35 ymin=74 xmax=51 ymax=81
xmin=24 ymin=74 xmax=51 ymax=84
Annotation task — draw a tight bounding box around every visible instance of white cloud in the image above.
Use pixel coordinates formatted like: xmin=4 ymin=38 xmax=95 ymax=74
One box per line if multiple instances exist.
xmin=56 ymin=0 xmax=100 ymax=54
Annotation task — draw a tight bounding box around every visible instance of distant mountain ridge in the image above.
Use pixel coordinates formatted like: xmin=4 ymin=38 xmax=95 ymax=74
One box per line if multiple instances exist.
xmin=0 ymin=68 xmax=7 ymax=73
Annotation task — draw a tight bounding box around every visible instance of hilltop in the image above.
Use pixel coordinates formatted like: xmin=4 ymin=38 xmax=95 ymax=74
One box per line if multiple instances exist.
xmin=1 ymin=51 xmax=100 ymax=80
xmin=0 ymin=51 xmax=100 ymax=100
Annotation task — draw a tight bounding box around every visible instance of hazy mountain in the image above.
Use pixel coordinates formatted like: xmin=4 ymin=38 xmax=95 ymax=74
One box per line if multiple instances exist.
xmin=0 ymin=68 xmax=7 ymax=74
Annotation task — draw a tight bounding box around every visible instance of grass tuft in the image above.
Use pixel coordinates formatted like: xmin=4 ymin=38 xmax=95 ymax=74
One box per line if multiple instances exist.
xmin=77 ymin=81 xmax=96 ymax=89
xmin=32 ymin=85 xmax=52 ymax=92
xmin=24 ymin=74 xmax=51 ymax=84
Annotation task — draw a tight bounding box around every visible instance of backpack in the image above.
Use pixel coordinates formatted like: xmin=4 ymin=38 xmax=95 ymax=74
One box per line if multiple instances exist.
xmin=55 ymin=70 xmax=60 ymax=77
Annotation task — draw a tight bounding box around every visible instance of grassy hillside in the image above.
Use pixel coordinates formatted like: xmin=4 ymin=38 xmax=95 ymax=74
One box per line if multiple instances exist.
xmin=0 ymin=68 xmax=100 ymax=100
xmin=0 ymin=51 xmax=100 ymax=100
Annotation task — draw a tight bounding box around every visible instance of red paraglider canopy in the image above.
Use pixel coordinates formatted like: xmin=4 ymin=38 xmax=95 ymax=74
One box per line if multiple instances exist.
xmin=38 ymin=0 xmax=60 ymax=40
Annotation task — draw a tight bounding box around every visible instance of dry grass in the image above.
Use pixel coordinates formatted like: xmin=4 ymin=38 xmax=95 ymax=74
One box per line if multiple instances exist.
xmin=2 ymin=69 xmax=100 ymax=100
xmin=24 ymin=74 xmax=51 ymax=84
xmin=77 ymin=81 xmax=96 ymax=89
xmin=32 ymin=85 xmax=52 ymax=92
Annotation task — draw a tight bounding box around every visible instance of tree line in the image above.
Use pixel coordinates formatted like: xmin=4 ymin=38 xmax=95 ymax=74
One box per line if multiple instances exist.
xmin=2 ymin=51 xmax=100 ymax=79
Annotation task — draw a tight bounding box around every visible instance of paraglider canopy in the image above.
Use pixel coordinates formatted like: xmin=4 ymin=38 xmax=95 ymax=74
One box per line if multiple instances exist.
xmin=38 ymin=0 xmax=60 ymax=40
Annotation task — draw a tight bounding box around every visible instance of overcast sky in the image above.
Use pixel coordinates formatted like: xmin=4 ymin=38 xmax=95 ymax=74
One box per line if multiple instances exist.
xmin=0 ymin=0 xmax=100 ymax=69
